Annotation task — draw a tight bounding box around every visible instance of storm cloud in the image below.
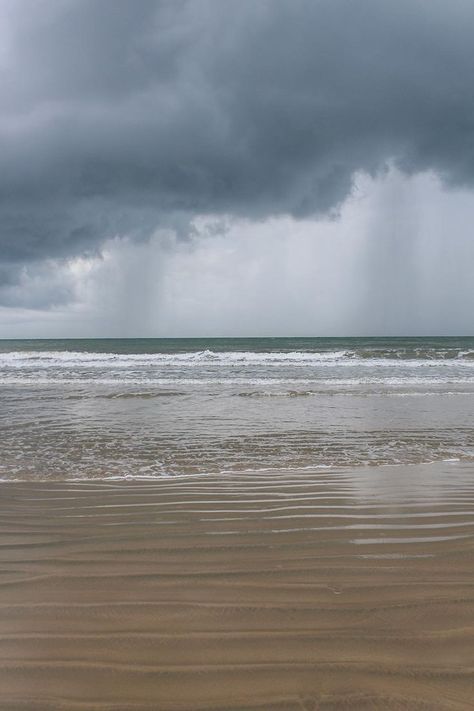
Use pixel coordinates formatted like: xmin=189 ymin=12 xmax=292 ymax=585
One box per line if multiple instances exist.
xmin=1 ymin=0 xmax=474 ymax=270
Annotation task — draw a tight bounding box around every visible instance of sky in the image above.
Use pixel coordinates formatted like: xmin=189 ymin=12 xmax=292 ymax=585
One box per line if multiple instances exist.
xmin=0 ymin=0 xmax=474 ymax=337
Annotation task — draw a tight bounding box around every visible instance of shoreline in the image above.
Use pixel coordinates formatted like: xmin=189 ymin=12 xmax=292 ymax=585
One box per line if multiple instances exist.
xmin=0 ymin=455 xmax=469 ymax=483
xmin=1 ymin=463 xmax=473 ymax=710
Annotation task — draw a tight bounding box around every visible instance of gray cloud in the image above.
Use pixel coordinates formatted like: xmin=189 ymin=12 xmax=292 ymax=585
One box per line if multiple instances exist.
xmin=1 ymin=0 xmax=474 ymax=298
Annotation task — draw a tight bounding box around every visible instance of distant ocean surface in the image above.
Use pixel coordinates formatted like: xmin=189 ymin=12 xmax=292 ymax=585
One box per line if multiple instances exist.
xmin=1 ymin=336 xmax=474 ymax=480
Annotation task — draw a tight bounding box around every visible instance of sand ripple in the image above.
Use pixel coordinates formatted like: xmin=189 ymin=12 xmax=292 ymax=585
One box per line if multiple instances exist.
xmin=0 ymin=463 xmax=474 ymax=709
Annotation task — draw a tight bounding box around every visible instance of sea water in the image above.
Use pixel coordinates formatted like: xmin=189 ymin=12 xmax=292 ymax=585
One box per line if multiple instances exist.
xmin=0 ymin=336 xmax=473 ymax=480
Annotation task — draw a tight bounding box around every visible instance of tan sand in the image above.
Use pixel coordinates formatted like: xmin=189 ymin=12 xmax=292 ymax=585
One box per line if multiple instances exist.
xmin=0 ymin=464 xmax=473 ymax=710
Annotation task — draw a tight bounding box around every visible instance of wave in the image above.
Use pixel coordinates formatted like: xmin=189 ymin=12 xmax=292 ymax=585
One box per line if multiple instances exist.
xmin=0 ymin=349 xmax=349 ymax=367
xmin=1 ymin=376 xmax=474 ymax=387
xmin=2 ymin=348 xmax=474 ymax=369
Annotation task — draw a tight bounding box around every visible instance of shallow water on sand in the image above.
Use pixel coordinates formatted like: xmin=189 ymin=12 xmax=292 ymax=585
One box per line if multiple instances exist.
xmin=0 ymin=336 xmax=474 ymax=480
xmin=1 ymin=462 xmax=473 ymax=709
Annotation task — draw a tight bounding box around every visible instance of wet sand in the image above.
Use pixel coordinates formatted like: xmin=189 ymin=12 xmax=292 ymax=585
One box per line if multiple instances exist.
xmin=1 ymin=463 xmax=474 ymax=710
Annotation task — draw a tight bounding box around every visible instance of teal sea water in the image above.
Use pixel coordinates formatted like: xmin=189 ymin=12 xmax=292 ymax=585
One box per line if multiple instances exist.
xmin=0 ymin=336 xmax=473 ymax=480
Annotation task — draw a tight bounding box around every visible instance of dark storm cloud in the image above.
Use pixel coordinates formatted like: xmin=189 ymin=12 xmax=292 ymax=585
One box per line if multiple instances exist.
xmin=1 ymin=0 xmax=474 ymax=276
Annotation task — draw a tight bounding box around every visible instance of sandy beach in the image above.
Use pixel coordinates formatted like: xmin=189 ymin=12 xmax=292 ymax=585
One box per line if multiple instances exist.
xmin=1 ymin=463 xmax=473 ymax=710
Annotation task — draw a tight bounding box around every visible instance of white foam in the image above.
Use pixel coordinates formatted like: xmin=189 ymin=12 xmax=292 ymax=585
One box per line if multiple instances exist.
xmin=1 ymin=348 xmax=474 ymax=370
xmin=1 ymin=375 xmax=474 ymax=387
xmin=0 ymin=349 xmax=351 ymax=368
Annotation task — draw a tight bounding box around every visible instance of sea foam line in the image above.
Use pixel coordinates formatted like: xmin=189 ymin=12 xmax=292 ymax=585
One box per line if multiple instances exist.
xmin=1 ymin=348 xmax=474 ymax=369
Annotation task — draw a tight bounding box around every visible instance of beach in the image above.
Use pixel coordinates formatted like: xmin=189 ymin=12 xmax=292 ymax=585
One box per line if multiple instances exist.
xmin=1 ymin=463 xmax=473 ymax=710
xmin=1 ymin=337 xmax=474 ymax=708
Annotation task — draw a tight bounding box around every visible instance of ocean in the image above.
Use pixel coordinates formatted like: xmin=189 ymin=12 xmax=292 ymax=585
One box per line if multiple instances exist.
xmin=1 ymin=336 xmax=473 ymax=481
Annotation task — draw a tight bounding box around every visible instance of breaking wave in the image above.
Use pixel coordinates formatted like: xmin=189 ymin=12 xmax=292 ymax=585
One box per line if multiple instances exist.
xmin=1 ymin=347 xmax=474 ymax=369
